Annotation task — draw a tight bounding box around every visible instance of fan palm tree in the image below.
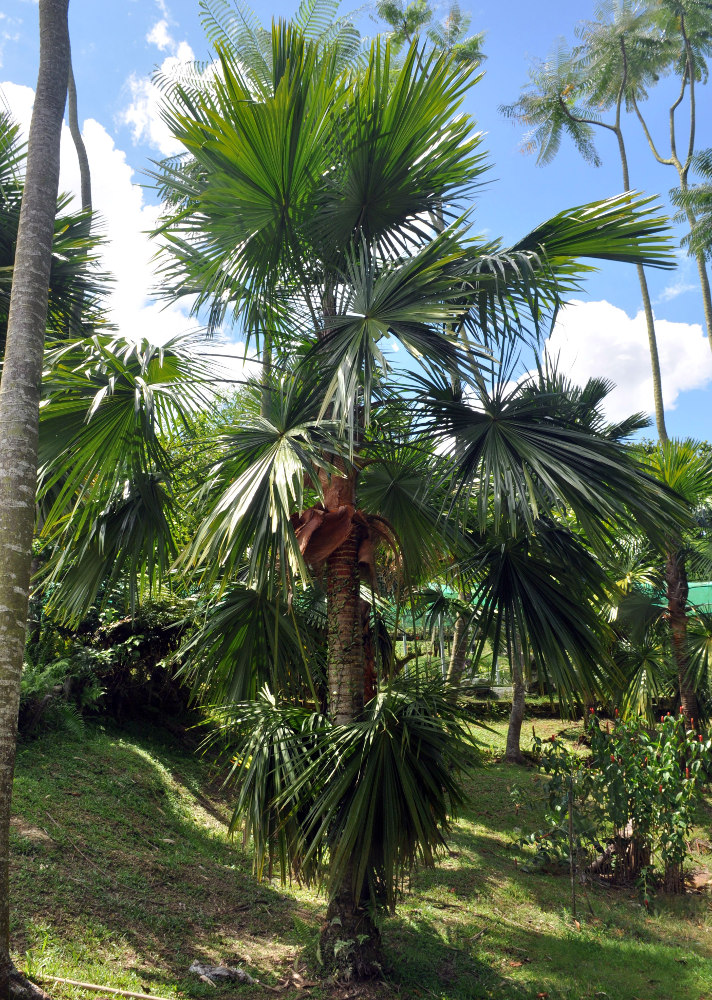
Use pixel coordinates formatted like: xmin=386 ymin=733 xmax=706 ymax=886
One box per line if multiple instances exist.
xmin=149 ymin=12 xmax=677 ymax=976
xmin=35 ymin=332 xmax=216 ymax=622
xmin=419 ymin=355 xmax=678 ymax=760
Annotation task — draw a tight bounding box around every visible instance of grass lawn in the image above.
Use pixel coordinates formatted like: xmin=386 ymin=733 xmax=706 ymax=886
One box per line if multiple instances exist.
xmin=9 ymin=716 xmax=712 ymax=1000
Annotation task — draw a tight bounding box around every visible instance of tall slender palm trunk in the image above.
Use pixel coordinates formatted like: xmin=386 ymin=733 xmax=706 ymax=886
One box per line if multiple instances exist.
xmin=0 ymin=3 xmax=70 ymax=997
xmin=447 ymin=604 xmax=470 ymax=688
xmin=505 ymin=632 xmax=527 ymax=765
xmin=612 ymin=111 xmax=668 ymax=442
xmin=665 ymin=546 xmax=699 ymax=725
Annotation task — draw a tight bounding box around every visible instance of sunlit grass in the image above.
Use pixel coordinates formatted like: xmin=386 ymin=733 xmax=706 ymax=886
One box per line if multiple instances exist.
xmin=10 ymin=717 xmax=712 ymax=1000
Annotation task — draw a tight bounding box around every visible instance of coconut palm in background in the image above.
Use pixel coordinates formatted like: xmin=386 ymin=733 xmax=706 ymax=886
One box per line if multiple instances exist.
xmin=500 ymin=3 xmax=670 ymax=441
xmin=503 ymin=0 xmax=712 ymax=412
xmin=629 ymin=0 xmax=712 ymax=352
xmin=673 ymin=147 xmax=712 ymax=261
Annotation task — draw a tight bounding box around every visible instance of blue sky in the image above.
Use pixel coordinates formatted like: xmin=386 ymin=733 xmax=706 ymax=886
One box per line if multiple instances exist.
xmin=1 ymin=0 xmax=711 ymax=439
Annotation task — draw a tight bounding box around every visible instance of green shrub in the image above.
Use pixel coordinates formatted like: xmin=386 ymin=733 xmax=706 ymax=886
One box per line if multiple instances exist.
xmin=515 ymin=712 xmax=712 ymax=897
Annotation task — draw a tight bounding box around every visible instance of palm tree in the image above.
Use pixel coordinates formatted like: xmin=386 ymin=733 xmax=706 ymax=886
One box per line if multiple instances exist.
xmin=0 ymin=113 xmax=103 ymax=364
xmin=628 ymin=0 xmax=712 ymax=353
xmin=671 ymin=147 xmax=712 ymax=260
xmin=420 ymin=357 xmax=678 ymax=761
xmin=501 ymin=2 xmax=670 ymax=441
xmin=35 ymin=333 xmax=216 ymax=623
xmin=376 ymin=0 xmax=486 ymax=66
xmin=0 ymin=1 xmax=71 ymax=997
xmin=644 ymin=439 xmax=712 ymax=722
xmin=150 ymin=13 xmax=676 ymax=977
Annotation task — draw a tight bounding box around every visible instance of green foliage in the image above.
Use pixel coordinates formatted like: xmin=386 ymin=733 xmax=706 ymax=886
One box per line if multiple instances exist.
xmin=37 ymin=334 xmax=216 ymax=622
xmin=0 ymin=112 xmax=106 ymax=360
xmin=673 ymin=148 xmax=712 ymax=259
xmin=516 ymin=728 xmax=603 ymax=869
xmin=20 ymin=599 xmax=192 ymax=735
xmin=518 ymin=712 xmax=712 ymax=895
xmin=208 ymin=674 xmax=476 ymax=914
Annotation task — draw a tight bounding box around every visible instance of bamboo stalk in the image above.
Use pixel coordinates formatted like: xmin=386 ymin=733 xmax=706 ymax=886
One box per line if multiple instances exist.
xmin=39 ymin=976 xmax=173 ymax=1000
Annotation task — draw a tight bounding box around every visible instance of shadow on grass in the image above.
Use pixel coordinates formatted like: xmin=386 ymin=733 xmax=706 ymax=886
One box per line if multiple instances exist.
xmin=392 ymin=818 xmax=712 ymax=1000
xmin=384 ymin=913 xmax=712 ymax=1000
xmin=10 ymin=727 xmax=317 ymax=991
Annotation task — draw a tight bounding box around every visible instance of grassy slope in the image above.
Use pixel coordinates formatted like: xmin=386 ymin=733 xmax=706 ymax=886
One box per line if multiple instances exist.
xmin=9 ymin=718 xmax=712 ymax=1000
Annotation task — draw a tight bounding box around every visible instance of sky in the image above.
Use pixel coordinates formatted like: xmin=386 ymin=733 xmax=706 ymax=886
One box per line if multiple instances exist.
xmin=1 ymin=0 xmax=711 ymax=439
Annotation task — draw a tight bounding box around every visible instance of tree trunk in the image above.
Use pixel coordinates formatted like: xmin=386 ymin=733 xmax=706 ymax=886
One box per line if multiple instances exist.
xmin=67 ymin=54 xmax=91 ymax=212
xmin=613 ymin=118 xmax=668 ymax=442
xmin=325 ymin=475 xmax=363 ymax=726
xmin=505 ymin=637 xmax=526 ymax=765
xmin=635 ymin=262 xmax=668 ymax=443
xmin=446 ymin=602 xmax=470 ymax=690
xmin=665 ymin=546 xmax=698 ymax=725
xmin=0 ymin=2 xmax=70 ymax=996
xmin=321 ymin=468 xmax=380 ymax=977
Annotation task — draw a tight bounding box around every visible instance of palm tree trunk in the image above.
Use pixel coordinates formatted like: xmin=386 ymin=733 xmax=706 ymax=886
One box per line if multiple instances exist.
xmin=635 ymin=262 xmax=668 ymax=443
xmin=324 ymin=471 xmax=364 ymax=726
xmin=447 ymin=605 xmax=470 ymax=688
xmin=612 ymin=114 xmax=668 ymax=442
xmin=320 ymin=467 xmax=380 ymax=975
xmin=0 ymin=2 xmax=70 ymax=996
xmin=67 ymin=53 xmax=91 ymax=212
xmin=505 ymin=635 xmax=526 ymax=765
xmin=666 ymin=546 xmax=698 ymax=724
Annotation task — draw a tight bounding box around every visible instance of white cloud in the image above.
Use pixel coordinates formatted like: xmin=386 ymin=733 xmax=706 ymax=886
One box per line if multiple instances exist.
xmin=118 ymin=43 xmax=195 ymax=157
xmin=146 ymin=19 xmax=173 ymax=52
xmin=542 ymin=299 xmax=712 ymax=421
xmin=656 ymin=279 xmax=697 ymax=304
xmin=2 ymin=79 xmax=195 ymax=347
xmin=0 ymin=15 xmax=22 ymax=67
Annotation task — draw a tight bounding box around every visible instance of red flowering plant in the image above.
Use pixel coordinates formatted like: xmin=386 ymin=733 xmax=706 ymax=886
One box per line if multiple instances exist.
xmin=650 ymin=712 xmax=712 ymax=892
xmin=515 ymin=713 xmax=711 ymax=895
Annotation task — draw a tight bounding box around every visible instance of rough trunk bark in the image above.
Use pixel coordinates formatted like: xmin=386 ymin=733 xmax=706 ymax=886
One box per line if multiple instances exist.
xmin=666 ymin=546 xmax=698 ymax=725
xmin=361 ymin=598 xmax=377 ymax=704
xmin=325 ymin=525 xmax=363 ymax=725
xmin=321 ymin=876 xmax=381 ymax=980
xmin=446 ymin=604 xmax=470 ymax=690
xmin=0 ymin=3 xmax=70 ymax=996
xmin=505 ymin=638 xmax=526 ymax=765
xmin=320 ymin=468 xmax=380 ymax=976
